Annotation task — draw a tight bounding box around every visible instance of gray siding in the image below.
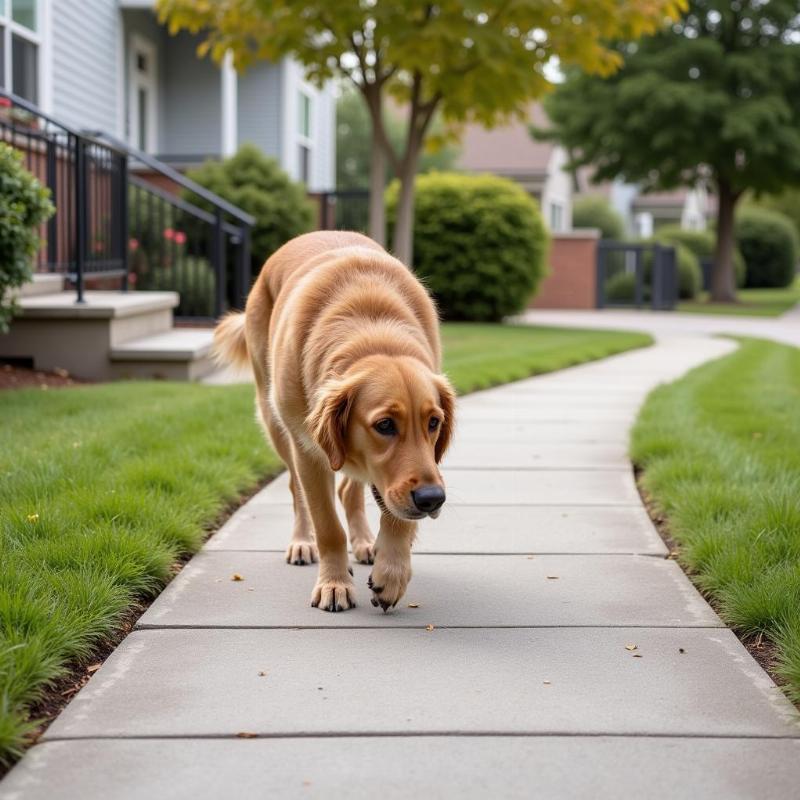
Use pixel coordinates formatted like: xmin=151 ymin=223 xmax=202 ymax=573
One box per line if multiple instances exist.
xmin=161 ymin=31 xmax=221 ymax=157
xmin=51 ymin=0 xmax=120 ymax=134
xmin=237 ymin=62 xmax=282 ymax=160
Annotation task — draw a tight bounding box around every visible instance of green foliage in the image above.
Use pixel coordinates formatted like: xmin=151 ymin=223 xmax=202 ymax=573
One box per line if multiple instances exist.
xmin=387 ymin=173 xmax=549 ymax=321
xmin=336 ymin=87 xmax=459 ymax=190
xmin=0 ymin=144 xmax=55 ymax=332
xmin=735 ymin=207 xmax=799 ymax=289
xmin=657 ymin=225 xmax=746 ymax=288
xmin=0 ymin=381 xmax=281 ymax=766
xmin=631 ymin=337 xmax=800 ymax=702
xmin=543 ymin=1 xmax=800 ymax=298
xmin=184 ymin=144 xmax=314 ymax=272
xmin=604 ymin=271 xmax=637 ymax=303
xmin=572 ymin=194 xmax=625 ymax=240
xmin=751 ymin=188 xmax=800 ymax=245
xmin=441 ymin=324 xmax=652 ymax=394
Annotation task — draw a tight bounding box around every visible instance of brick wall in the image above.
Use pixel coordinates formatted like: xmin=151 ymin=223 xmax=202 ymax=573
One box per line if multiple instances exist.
xmin=529 ymin=230 xmax=600 ymax=309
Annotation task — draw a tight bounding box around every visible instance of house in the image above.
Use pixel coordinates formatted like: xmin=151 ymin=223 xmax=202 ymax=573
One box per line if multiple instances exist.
xmin=0 ymin=0 xmax=335 ymax=189
xmin=456 ymin=103 xmax=573 ymax=233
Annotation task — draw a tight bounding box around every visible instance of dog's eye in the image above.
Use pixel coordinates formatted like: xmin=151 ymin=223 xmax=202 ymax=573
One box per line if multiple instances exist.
xmin=428 ymin=417 xmax=440 ymax=432
xmin=374 ymin=418 xmax=397 ymax=436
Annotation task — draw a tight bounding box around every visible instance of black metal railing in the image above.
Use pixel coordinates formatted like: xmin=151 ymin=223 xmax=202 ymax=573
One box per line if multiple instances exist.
xmin=316 ymin=189 xmax=370 ymax=232
xmin=0 ymin=91 xmax=128 ymax=301
xmin=0 ymin=91 xmax=255 ymax=320
xmin=596 ymin=241 xmax=678 ymax=310
xmin=94 ymin=132 xmax=254 ymax=320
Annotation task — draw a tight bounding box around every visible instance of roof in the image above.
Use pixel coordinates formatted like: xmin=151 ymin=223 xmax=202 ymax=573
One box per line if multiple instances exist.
xmin=457 ymin=103 xmax=557 ymax=176
xmin=631 ymin=189 xmax=690 ymax=210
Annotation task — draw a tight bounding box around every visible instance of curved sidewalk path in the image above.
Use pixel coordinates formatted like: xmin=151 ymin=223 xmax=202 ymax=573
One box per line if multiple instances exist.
xmin=4 ymin=335 xmax=800 ymax=799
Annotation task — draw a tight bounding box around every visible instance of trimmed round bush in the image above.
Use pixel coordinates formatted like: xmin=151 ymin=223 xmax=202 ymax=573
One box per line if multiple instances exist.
xmin=387 ymin=173 xmax=549 ymax=321
xmin=184 ymin=144 xmax=314 ymax=274
xmin=657 ymin=225 xmax=745 ymax=288
xmin=604 ymin=271 xmax=636 ymax=304
xmin=735 ymin=207 xmax=799 ymax=288
xmin=0 ymin=143 xmax=54 ymax=332
xmin=572 ymin=194 xmax=624 ymax=240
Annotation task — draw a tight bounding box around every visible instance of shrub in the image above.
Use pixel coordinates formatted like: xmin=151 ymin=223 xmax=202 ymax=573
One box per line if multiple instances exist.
xmin=387 ymin=173 xmax=549 ymax=321
xmin=604 ymin=271 xmax=636 ymax=303
xmin=735 ymin=207 xmax=799 ymax=288
xmin=572 ymin=194 xmax=625 ymax=240
xmin=0 ymin=143 xmax=54 ymax=331
xmin=657 ymin=225 xmax=745 ymax=288
xmin=184 ymin=144 xmax=314 ymax=274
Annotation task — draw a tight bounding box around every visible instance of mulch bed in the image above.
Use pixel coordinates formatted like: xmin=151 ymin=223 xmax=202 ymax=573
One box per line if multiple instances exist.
xmin=0 ymin=363 xmax=84 ymax=390
xmin=634 ymin=466 xmax=794 ymax=707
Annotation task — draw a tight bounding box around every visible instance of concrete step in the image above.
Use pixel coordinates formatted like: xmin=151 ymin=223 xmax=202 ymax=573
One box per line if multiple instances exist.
xmin=110 ymin=328 xmax=215 ymax=381
xmin=1 ymin=291 xmax=180 ymax=379
xmin=18 ymin=273 xmax=65 ymax=298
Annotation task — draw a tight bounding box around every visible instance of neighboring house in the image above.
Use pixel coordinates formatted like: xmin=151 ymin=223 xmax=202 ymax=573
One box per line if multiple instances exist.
xmin=457 ymin=104 xmax=572 ymax=233
xmin=0 ymin=0 xmax=335 ymax=189
xmin=576 ymin=169 xmax=712 ymax=238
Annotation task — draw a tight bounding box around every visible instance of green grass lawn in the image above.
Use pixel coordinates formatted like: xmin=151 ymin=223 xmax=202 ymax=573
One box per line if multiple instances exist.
xmin=677 ymin=276 xmax=800 ymax=317
xmin=0 ymin=322 xmax=651 ymax=766
xmin=631 ymin=338 xmax=800 ymax=702
xmin=441 ymin=324 xmax=652 ymax=393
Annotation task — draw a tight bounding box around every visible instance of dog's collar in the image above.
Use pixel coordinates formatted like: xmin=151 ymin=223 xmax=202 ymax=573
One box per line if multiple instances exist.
xmin=371 ymin=484 xmax=389 ymax=514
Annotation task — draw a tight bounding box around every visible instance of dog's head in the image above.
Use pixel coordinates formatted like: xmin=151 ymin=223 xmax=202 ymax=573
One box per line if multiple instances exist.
xmin=308 ymin=355 xmax=455 ymax=520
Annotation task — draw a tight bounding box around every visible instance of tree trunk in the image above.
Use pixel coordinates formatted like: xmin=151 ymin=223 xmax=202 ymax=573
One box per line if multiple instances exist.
xmin=368 ymin=127 xmax=386 ymax=246
xmin=711 ymin=180 xmax=739 ymax=303
xmin=391 ymin=146 xmax=421 ymax=266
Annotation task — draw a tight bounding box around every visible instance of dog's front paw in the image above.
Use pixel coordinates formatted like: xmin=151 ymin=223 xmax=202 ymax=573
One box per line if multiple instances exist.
xmin=285 ymin=541 xmax=318 ymax=566
xmin=310 ymin=573 xmax=356 ymax=612
xmin=368 ymin=552 xmax=411 ymax=612
xmin=351 ymin=539 xmax=375 ymax=565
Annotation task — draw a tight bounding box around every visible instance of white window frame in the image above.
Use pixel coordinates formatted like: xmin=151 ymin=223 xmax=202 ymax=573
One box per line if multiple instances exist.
xmin=297 ymin=88 xmax=313 ymax=184
xmin=127 ymin=33 xmax=159 ymax=154
xmin=549 ymin=201 xmax=564 ymax=233
xmin=0 ymin=0 xmax=43 ymax=104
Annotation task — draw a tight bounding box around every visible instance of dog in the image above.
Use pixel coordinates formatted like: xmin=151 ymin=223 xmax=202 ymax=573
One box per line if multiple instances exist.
xmin=214 ymin=231 xmax=455 ymax=612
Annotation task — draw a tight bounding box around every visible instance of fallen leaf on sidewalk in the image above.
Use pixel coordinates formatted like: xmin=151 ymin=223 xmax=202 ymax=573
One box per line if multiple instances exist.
xmin=236 ymin=732 xmax=258 ymax=739
xmin=543 ymin=680 xmax=551 ymax=685
xmin=632 ymin=654 xmax=643 ymax=658
xmin=258 ymin=671 xmax=268 ymax=677
xmin=625 ymin=644 xmax=638 ymax=651
xmin=546 ymin=575 xmax=559 ymax=580
xmin=86 ymin=664 xmax=102 ymax=673
xmin=231 ymin=573 xmax=244 ymax=581
xmin=425 ymin=624 xmax=435 ymax=632
xmin=407 ymin=603 xmax=419 ymax=608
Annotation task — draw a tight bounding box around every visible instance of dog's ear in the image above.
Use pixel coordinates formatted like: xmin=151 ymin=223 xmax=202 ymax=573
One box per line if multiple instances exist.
xmin=433 ymin=374 xmax=456 ymax=463
xmin=307 ymin=376 xmax=359 ymax=471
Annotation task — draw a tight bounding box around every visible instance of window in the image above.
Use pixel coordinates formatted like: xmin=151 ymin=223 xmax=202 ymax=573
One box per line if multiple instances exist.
xmin=0 ymin=0 xmax=39 ymax=103
xmin=549 ymin=202 xmax=564 ymax=232
xmin=299 ymin=143 xmax=310 ymax=184
xmin=299 ymin=91 xmax=311 ymax=138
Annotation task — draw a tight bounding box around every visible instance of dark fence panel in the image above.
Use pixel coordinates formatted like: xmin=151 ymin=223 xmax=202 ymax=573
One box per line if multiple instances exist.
xmin=596 ymin=241 xmax=678 ymax=310
xmin=315 ymin=190 xmax=370 ymax=232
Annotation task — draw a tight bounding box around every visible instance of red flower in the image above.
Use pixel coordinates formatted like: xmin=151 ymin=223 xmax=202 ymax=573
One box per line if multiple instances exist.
xmin=128 ymin=238 xmax=139 ymax=252
xmin=163 ymin=227 xmax=175 ymax=240
xmin=0 ymin=97 xmax=11 ymax=109
xmin=174 ymin=231 xmax=187 ymax=245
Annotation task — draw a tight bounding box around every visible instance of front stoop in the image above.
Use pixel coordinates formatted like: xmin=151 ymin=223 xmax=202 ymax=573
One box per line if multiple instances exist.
xmin=0 ymin=290 xmax=215 ymax=381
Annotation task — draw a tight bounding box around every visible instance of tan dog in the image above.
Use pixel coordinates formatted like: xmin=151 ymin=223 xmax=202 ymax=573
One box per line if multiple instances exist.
xmin=214 ymin=231 xmax=455 ymax=612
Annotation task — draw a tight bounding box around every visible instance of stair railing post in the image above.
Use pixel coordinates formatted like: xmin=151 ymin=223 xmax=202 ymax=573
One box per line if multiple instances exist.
xmin=213 ymin=208 xmax=225 ymax=318
xmin=74 ymin=135 xmax=86 ymax=304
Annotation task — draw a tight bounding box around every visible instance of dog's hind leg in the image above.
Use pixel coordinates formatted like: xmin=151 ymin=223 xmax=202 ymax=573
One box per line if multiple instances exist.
xmin=258 ymin=396 xmax=317 ymax=566
xmin=338 ymin=477 xmax=375 ymax=565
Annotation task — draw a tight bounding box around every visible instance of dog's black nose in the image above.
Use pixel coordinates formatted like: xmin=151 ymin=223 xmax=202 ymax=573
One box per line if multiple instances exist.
xmin=411 ymin=485 xmax=446 ymax=514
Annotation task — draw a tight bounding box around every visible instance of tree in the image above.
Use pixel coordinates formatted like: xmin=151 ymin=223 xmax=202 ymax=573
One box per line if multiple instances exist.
xmin=336 ymin=86 xmax=459 ymax=191
xmin=158 ymin=0 xmax=684 ymax=266
xmin=541 ymin=1 xmax=800 ymax=302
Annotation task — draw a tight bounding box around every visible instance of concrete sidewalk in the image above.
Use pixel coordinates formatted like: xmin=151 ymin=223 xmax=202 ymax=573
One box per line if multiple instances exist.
xmin=3 ymin=336 xmax=800 ymax=799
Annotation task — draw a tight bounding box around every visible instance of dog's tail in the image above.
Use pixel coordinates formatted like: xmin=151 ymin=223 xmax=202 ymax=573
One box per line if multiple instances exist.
xmin=212 ymin=311 xmax=249 ymax=369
